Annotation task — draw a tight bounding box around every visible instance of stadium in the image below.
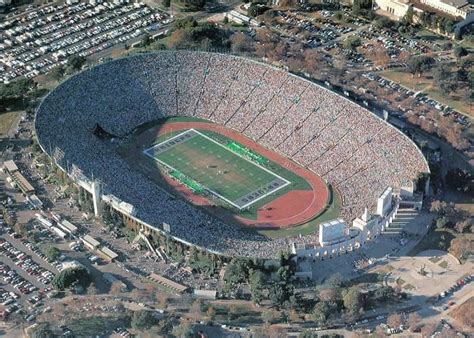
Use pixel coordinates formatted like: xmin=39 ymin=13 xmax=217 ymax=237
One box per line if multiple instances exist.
xmin=34 ymin=51 xmax=429 ymax=259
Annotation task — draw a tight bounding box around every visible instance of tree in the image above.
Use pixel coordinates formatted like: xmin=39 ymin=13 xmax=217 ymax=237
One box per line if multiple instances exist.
xmin=449 ymin=237 xmax=473 ymax=260
xmin=407 ymin=56 xmax=435 ymax=77
xmin=249 ymin=269 xmax=266 ymax=305
xmin=52 ymin=266 xmax=91 ymax=290
xmin=433 ymin=64 xmax=457 ymax=95
xmin=224 ymin=258 xmax=251 ymax=286
xmin=310 ymin=301 xmax=331 ymax=326
xmin=436 ymin=216 xmax=448 ymax=229
xmin=230 ymin=32 xmax=252 ymax=53
xmin=374 ymin=286 xmax=395 ymax=302
xmin=277 ymin=265 xmax=291 ymax=282
xmin=132 ymin=309 xmax=157 ymax=330
xmin=455 ymin=219 xmax=471 ymax=233
xmin=189 ymin=300 xmax=202 ymax=322
xmin=49 ymin=66 xmax=65 ymax=81
xmin=66 ymin=55 xmax=86 ymax=72
xmin=109 ymin=281 xmax=126 ymax=295
xmin=342 ymin=286 xmax=363 ymax=315
xmin=141 ymin=33 xmax=152 ymax=49
xmin=86 ymin=283 xmax=97 ymax=295
xmin=407 ymin=312 xmax=421 ymax=332
xmin=299 ymin=330 xmax=318 ymax=338
xmin=0 ymin=78 xmax=34 ymax=100
xmin=387 ymin=313 xmax=403 ymax=328
xmin=318 ymin=287 xmax=339 ymax=303
xmin=261 ymin=309 xmax=278 ymax=324
xmin=172 ymin=319 xmax=192 ymax=338
xmin=342 ymin=36 xmax=361 ymax=50
xmin=156 ymin=292 xmax=169 ymax=310
xmin=268 ymin=283 xmax=293 ymax=309
xmin=163 ymin=0 xmax=171 ymax=7
xmin=453 ymin=46 xmax=468 ymax=61
xmin=30 ymin=323 xmax=54 ymax=338
xmin=403 ymin=6 xmax=414 ymax=24
xmin=375 ymin=324 xmax=387 ymax=337
xmin=374 ymin=17 xmax=393 ymax=29
xmin=43 ymin=245 xmax=60 ymax=261
xmin=206 ymin=306 xmax=216 ymax=321
xmin=430 ymin=200 xmax=446 ymax=214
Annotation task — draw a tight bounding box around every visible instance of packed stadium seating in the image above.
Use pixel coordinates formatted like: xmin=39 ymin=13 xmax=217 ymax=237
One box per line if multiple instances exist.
xmin=35 ymin=51 xmax=429 ymax=258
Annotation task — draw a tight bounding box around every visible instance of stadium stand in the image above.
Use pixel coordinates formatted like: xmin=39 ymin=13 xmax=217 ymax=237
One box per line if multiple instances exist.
xmin=35 ymin=51 xmax=429 ymax=258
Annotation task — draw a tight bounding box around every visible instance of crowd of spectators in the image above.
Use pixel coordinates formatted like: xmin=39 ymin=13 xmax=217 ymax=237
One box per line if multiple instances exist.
xmin=35 ymin=51 xmax=428 ymax=258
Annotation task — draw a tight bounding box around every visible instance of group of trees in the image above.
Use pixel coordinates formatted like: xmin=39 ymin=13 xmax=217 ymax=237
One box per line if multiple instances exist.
xmin=309 ymin=275 xmax=403 ymax=327
xmin=188 ymin=247 xmax=221 ymax=276
xmin=351 ymin=0 xmax=375 ymax=19
xmin=166 ymin=17 xmax=231 ymax=50
xmin=445 ymin=168 xmax=473 ymax=194
xmin=131 ymin=310 xmax=159 ymax=331
xmin=0 ymin=78 xmax=36 ymax=110
xmin=247 ymin=3 xmax=268 ymax=18
xmin=405 ymin=107 xmax=470 ymax=151
xmin=430 ymin=200 xmax=473 ymax=234
xmin=407 ymin=55 xmax=436 ymax=78
xmin=418 ymin=12 xmax=455 ymax=35
xmin=49 ymin=55 xmax=87 ymax=81
xmin=429 ymin=200 xmax=473 ymax=260
xmin=223 ymin=252 xmax=297 ymax=308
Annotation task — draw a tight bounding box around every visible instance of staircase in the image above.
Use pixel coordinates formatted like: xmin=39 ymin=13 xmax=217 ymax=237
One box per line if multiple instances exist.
xmin=383 ymin=208 xmax=418 ymax=234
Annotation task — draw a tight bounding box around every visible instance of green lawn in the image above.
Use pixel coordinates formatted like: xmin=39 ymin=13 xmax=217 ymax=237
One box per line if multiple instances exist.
xmin=147 ymin=129 xmax=289 ymax=209
xmin=0 ymin=111 xmax=19 ymax=136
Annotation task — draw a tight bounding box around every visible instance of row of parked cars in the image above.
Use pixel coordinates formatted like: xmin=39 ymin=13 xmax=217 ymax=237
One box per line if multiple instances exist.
xmin=24 ymin=239 xmax=64 ymax=273
xmin=0 ymin=261 xmax=37 ymax=295
xmin=0 ymin=286 xmax=24 ymax=319
xmin=439 ymin=274 xmax=472 ymax=302
xmin=361 ymin=71 xmax=468 ymax=125
xmin=1 ymin=2 xmax=168 ymax=83
xmin=0 ymin=238 xmax=55 ymax=285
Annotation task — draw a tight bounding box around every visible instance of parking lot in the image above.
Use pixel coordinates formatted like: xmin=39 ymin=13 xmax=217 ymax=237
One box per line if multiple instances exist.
xmin=0 ymin=231 xmax=58 ymax=321
xmin=0 ymin=2 xmax=170 ymax=82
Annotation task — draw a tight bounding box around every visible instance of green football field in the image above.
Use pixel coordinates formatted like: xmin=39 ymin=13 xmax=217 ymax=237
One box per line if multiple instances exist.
xmin=144 ymin=129 xmax=290 ymax=209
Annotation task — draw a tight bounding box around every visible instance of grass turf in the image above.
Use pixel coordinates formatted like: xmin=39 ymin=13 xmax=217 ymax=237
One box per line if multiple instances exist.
xmin=148 ymin=130 xmax=287 ymax=207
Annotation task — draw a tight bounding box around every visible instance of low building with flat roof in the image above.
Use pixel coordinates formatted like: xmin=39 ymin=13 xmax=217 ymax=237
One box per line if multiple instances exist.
xmin=97 ymin=246 xmax=119 ymax=262
xmin=2 ymin=160 xmax=18 ymax=173
xmin=148 ymin=273 xmax=188 ymax=294
xmin=59 ymin=220 xmax=78 ymax=234
xmin=81 ymin=235 xmax=100 ymax=250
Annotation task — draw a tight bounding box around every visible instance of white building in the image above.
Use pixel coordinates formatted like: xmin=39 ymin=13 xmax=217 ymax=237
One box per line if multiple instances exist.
xmin=377 ymin=187 xmax=393 ymax=217
xmin=81 ymin=235 xmax=100 ymax=250
xmin=319 ymin=219 xmax=347 ymax=247
xmin=375 ymin=0 xmax=414 ymax=18
xmin=420 ymin=0 xmax=473 ymax=18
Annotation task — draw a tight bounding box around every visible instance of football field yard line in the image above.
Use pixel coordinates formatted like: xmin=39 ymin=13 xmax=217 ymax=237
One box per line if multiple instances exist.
xmin=143 ymin=129 xmax=291 ymax=209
